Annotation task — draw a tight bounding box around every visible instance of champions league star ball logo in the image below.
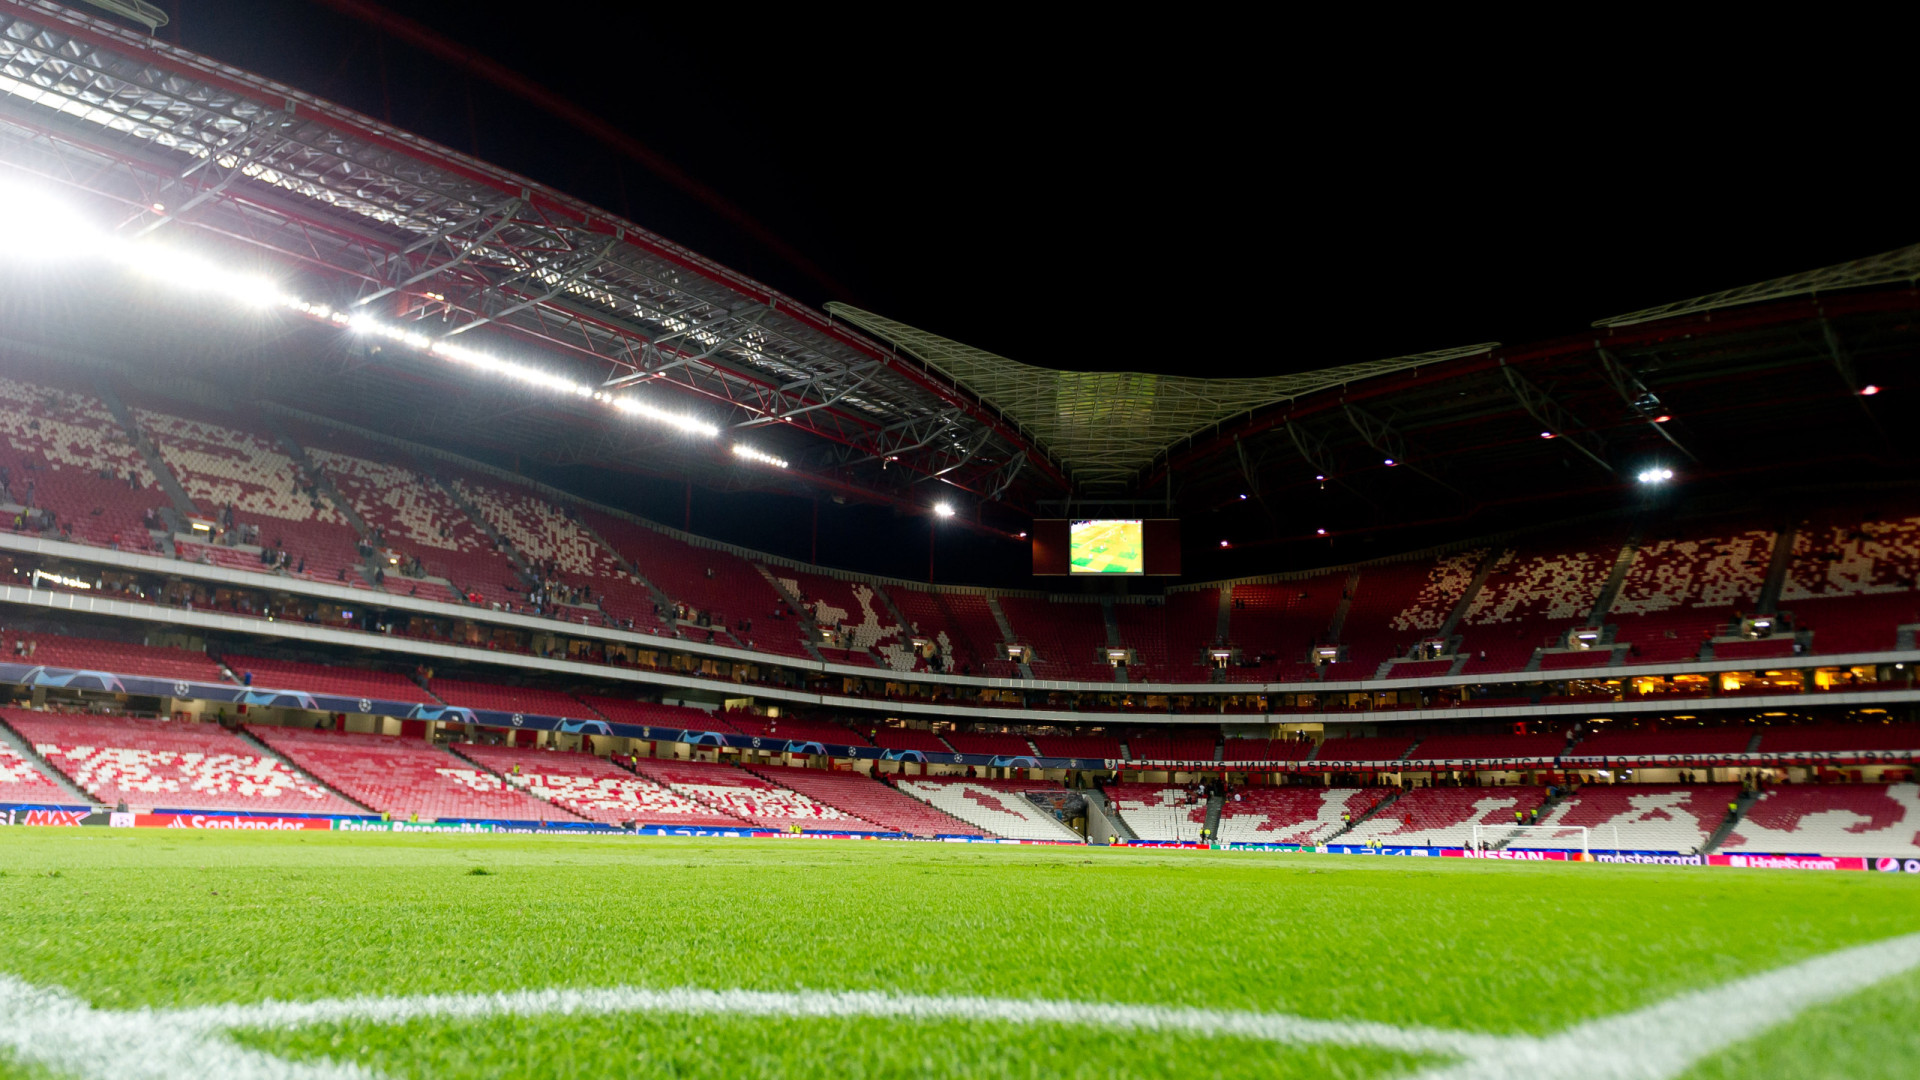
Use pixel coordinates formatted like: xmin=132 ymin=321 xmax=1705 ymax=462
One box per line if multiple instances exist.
xmin=174 ymin=682 xmax=190 ymax=696
xmin=359 ymin=699 xmax=372 ymax=714
xmin=511 ymin=714 xmax=524 ymax=727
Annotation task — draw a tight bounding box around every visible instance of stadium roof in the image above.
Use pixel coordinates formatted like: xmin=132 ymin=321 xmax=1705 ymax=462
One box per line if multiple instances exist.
xmin=0 ymin=0 xmax=1914 ymax=540
xmin=827 ymin=303 xmax=1496 ymax=491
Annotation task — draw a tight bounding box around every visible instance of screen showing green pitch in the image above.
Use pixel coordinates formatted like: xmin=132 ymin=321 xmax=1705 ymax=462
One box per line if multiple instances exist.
xmin=1069 ymin=519 xmax=1144 ymax=575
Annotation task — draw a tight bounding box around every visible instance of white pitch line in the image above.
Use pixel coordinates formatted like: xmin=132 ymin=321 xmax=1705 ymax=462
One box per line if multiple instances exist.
xmin=1410 ymin=929 xmax=1920 ymax=1079
xmin=5 ymin=931 xmax=1920 ymax=1080
xmin=173 ymin=984 xmax=1515 ymax=1060
xmin=0 ymin=975 xmax=371 ymax=1080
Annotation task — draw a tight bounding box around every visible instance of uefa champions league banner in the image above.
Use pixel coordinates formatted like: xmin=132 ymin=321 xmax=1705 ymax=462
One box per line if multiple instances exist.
xmin=0 ymin=661 xmax=1107 ymax=771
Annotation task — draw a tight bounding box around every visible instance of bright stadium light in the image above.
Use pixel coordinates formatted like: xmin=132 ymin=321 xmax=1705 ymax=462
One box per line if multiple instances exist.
xmin=0 ymin=178 xmax=727 ymax=442
xmin=0 ymin=179 xmax=109 ymax=261
xmin=731 ymin=444 xmax=788 ymax=469
xmin=1540 ymin=431 xmax=1555 ymax=439
xmin=1636 ymin=467 xmax=1676 ymax=484
xmin=1316 ymin=528 xmax=1328 ymax=536
xmin=933 ymin=503 xmax=955 ymax=519
xmin=1860 ymin=384 xmax=1881 ymax=396
xmin=1383 ymin=458 xmax=1397 ymax=467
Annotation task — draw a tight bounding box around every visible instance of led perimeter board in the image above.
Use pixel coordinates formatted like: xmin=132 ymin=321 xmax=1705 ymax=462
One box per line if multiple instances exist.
xmin=1030 ymin=520 xmax=1181 ymax=576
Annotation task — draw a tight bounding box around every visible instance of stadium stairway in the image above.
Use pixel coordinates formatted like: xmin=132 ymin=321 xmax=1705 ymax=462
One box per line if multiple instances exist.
xmin=427 ymin=463 xmax=538 ymax=593
xmin=1083 ymin=787 xmax=1136 ymax=840
xmin=1701 ymin=789 xmax=1762 ymax=854
xmin=259 ymin=418 xmax=378 ymax=585
xmin=92 ymin=376 xmax=197 ymax=519
xmin=1326 ymin=789 xmax=1402 ymax=843
xmin=576 ymin=516 xmax=677 ymax=621
xmin=754 ymin=564 xmax=829 ymax=663
xmin=1204 ymin=793 xmax=1223 ymax=839
xmin=234 ymin=726 xmax=376 ymax=815
xmin=0 ymin=717 xmax=95 ymax=806
xmin=1483 ymin=787 xmax=1572 ymax=850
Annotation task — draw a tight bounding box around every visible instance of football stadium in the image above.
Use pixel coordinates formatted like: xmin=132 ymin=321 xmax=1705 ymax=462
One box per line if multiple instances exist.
xmin=0 ymin=3 xmax=1916 ymax=1077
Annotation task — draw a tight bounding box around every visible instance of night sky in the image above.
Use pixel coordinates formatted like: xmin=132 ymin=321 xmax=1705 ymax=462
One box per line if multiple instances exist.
xmin=154 ymin=3 xmax=1912 ymax=377
xmin=83 ymin=4 xmax=1916 ymax=588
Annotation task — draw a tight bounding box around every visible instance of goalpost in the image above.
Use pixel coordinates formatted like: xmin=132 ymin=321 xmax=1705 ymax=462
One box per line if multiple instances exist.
xmin=1470 ymin=823 xmax=1619 ymax=860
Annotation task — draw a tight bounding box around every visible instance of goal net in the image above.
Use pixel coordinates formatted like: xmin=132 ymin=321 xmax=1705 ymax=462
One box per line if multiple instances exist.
xmin=1470 ymin=823 xmax=1618 ymax=859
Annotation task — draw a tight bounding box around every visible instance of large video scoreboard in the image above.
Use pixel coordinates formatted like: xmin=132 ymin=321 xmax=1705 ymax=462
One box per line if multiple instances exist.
xmin=1030 ymin=519 xmax=1181 ymax=576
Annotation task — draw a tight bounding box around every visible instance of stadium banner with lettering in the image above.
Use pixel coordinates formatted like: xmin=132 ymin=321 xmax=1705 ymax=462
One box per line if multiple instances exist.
xmin=0 ymin=804 xmax=93 ymax=827
xmin=133 ymin=813 xmax=333 ymax=831
xmin=1441 ymin=848 xmax=1576 ymax=862
xmin=1705 ymin=853 xmax=1869 ymax=871
xmin=0 ymin=661 xmax=1113 ymax=770
xmin=1874 ymin=857 xmax=1920 ymax=874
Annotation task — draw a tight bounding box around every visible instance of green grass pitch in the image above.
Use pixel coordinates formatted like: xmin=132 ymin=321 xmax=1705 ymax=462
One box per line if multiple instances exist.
xmin=1 ymin=829 xmax=1917 ymax=1078
xmin=1071 ymin=521 xmax=1143 ymax=574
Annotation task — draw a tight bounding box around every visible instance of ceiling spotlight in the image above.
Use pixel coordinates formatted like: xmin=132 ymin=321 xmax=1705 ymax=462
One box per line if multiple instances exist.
xmin=1860 ymin=384 xmax=1881 ymax=396
xmin=1017 ymin=531 xmax=1028 ymax=539
xmin=1636 ymin=467 xmax=1676 ymax=484
xmin=1219 ymin=539 xmax=1231 ymax=548
xmin=1315 ymin=528 xmax=1328 ymax=537
xmin=1238 ymin=493 xmax=1248 ymax=500
xmin=150 ymin=202 xmax=166 ymax=214
xmin=1314 ymin=474 xmax=1326 ymax=482
xmin=1540 ymin=431 xmax=1555 ymax=439
xmin=1652 ymin=414 xmax=1672 ymax=423
xmin=1383 ymin=458 xmax=1397 ymax=467
xmin=933 ymin=503 xmax=955 ymax=518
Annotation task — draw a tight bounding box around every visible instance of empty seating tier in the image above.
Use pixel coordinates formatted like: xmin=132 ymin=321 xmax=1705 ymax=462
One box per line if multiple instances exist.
xmin=1570 ymin=729 xmax=1753 ymax=758
xmin=777 ymin=570 xmax=906 ymax=661
xmin=1226 ymin=578 xmax=1345 ymax=681
xmin=741 ymin=765 xmax=982 ymax=837
xmin=1339 ymin=553 xmax=1482 ymax=676
xmin=1779 ymin=511 xmax=1920 ymax=654
xmin=888 ymin=587 xmax=1012 ymax=677
xmin=723 ymin=714 xmax=867 ymax=746
xmin=1116 ymin=592 xmax=1216 ymax=683
xmin=1340 ymin=786 xmax=1548 ymax=848
xmin=1216 ymin=787 xmax=1390 ymax=845
xmin=942 ymin=732 xmax=1037 ymax=757
xmin=1129 ymin=733 xmax=1221 ymax=762
xmin=1106 ymin=782 xmax=1208 ymax=841
xmin=0 ymin=375 xmax=167 ymax=551
xmin=3 ymin=631 xmax=227 ymax=683
xmin=1719 ymin=783 xmax=1920 ymax=857
xmin=629 ymin=757 xmax=875 ymax=830
xmin=10 ymin=712 xmax=359 ymax=814
xmin=454 ymin=743 xmax=741 ymax=827
xmin=1457 ymin=537 xmax=1622 ymax=674
xmin=226 ymin=655 xmax=436 ymax=704
xmin=1311 ymin=736 xmax=1417 ymax=763
xmin=1220 ymin=738 xmax=1314 ymax=764
xmin=576 ymin=697 xmax=723 ymax=732
xmin=1407 ymin=733 xmax=1568 ymax=762
xmin=1755 ymin=724 xmax=1920 ymax=754
xmin=0 ymin=738 xmax=71 ymax=802
xmin=133 ymin=401 xmax=365 ymax=582
xmin=1528 ymin=784 xmax=1737 ymax=853
xmin=580 ymin=509 xmax=801 ymax=654
xmin=1029 ymin=734 xmax=1123 ymax=760
xmin=289 ymin=423 xmax=521 ymax=606
xmin=895 ymin=776 xmax=1080 ymax=841
xmin=249 ymin=726 xmax=564 ymax=821
xmin=999 ymin=597 xmax=1113 ymax=681
xmin=866 ymin=728 xmax=953 ymax=755
xmin=1609 ymin=526 xmax=1775 ymax=664
xmin=428 ymin=678 xmax=591 ymax=718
